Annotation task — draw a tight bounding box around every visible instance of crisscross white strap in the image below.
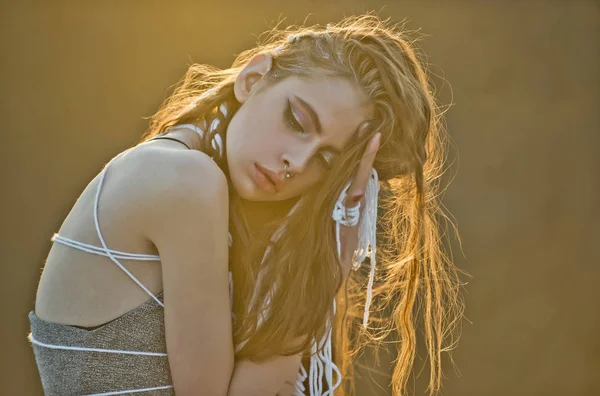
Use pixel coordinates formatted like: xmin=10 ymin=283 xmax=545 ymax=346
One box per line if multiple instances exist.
xmin=91 ymin=157 xmax=166 ymax=308
xmin=35 ymin=113 xmax=379 ymax=395
xmin=30 ymin=149 xmax=173 ymax=395
xmin=35 ymin=116 xmax=242 ymax=396
xmin=52 ymin=235 xmax=161 ymax=261
xmin=34 ymin=121 xmax=212 ymax=395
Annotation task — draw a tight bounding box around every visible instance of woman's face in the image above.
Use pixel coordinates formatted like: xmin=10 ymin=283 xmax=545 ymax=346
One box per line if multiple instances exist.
xmin=226 ymin=55 xmax=373 ymax=201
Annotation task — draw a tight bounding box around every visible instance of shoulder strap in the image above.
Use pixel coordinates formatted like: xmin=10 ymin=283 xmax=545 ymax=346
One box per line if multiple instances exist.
xmin=90 ymin=151 xmax=165 ymax=307
xmin=146 ymin=136 xmax=191 ymax=149
xmin=52 ymin=234 xmax=160 ymax=261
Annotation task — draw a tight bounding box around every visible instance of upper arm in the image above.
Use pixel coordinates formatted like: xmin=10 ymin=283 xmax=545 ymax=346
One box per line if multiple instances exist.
xmin=142 ymin=151 xmax=232 ymax=396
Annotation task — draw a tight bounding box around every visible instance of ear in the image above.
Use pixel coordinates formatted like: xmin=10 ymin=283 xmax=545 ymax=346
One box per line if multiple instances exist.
xmin=234 ymin=53 xmax=273 ymax=103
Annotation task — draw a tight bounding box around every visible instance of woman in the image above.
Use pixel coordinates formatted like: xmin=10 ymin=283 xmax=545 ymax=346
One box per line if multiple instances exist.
xmin=28 ymin=15 xmax=464 ymax=396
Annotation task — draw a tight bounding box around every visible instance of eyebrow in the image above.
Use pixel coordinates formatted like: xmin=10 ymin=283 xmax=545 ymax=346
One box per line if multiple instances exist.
xmin=294 ymin=95 xmax=342 ymax=154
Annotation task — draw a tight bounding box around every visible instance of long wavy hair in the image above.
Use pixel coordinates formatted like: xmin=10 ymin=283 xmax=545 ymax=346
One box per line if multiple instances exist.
xmin=139 ymin=15 xmax=466 ymax=396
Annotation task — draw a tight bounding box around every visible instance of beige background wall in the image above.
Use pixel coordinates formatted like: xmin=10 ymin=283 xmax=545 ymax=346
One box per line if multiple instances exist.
xmin=1 ymin=1 xmax=599 ymax=395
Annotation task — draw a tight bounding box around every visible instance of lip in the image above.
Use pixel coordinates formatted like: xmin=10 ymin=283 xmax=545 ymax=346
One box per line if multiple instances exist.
xmin=254 ymin=163 xmax=280 ymax=193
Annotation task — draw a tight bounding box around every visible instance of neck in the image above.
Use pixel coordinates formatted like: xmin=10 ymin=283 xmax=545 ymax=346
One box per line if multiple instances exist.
xmin=164 ymin=127 xmax=204 ymax=151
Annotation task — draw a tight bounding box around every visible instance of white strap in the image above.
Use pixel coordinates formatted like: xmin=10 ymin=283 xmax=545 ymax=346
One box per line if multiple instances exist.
xmin=79 ymin=117 xmax=232 ymax=304
xmin=29 ymin=334 xmax=167 ymax=356
xmin=29 ymin=334 xmax=174 ymax=395
xmin=92 ymin=156 xmax=164 ymax=308
xmin=305 ymin=168 xmax=379 ymax=395
xmin=35 ymin=117 xmax=239 ymax=396
xmin=235 ymin=187 xmax=361 ymax=395
xmin=307 ymin=297 xmax=342 ymax=396
xmin=83 ymin=385 xmax=174 ymax=396
xmin=52 ymin=235 xmax=161 ymax=261
xmin=295 ymin=364 xmax=308 ymax=394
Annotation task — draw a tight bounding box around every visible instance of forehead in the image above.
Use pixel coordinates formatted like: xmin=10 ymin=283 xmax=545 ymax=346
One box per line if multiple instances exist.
xmin=274 ymin=75 xmax=373 ymax=149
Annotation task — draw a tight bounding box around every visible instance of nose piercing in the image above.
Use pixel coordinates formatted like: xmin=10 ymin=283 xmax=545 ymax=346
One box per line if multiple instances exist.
xmin=284 ymin=163 xmax=292 ymax=179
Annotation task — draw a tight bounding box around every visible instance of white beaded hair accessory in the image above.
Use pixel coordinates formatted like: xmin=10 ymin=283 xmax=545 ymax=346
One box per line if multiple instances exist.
xmin=189 ymin=80 xmax=380 ymax=396
xmin=178 ymin=88 xmax=227 ymax=160
xmin=273 ymin=34 xmax=301 ymax=54
xmin=273 ymin=31 xmax=339 ymax=62
xmin=234 ymin=168 xmax=379 ymax=396
xmin=332 ymin=168 xmax=379 ymax=328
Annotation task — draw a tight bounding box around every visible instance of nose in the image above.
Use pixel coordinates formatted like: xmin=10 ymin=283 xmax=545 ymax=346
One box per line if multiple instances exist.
xmin=281 ymin=142 xmax=318 ymax=175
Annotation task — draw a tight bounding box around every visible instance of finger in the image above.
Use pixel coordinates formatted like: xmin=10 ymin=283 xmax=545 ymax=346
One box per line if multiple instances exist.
xmin=345 ymin=133 xmax=380 ymax=203
xmin=345 ymin=132 xmax=381 ymax=205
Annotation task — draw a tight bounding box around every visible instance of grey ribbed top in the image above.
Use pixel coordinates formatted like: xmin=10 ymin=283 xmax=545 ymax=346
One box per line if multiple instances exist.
xmin=27 ymin=122 xmax=327 ymax=395
xmin=29 ymin=293 xmax=173 ymax=396
xmin=27 ymin=129 xmax=203 ymax=396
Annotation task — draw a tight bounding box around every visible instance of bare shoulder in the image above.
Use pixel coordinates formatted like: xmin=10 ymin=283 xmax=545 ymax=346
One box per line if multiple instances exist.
xmin=117 ymin=144 xmax=234 ymax=393
xmin=114 ymin=144 xmax=230 ymax=235
xmin=125 ymin=144 xmax=228 ymax=202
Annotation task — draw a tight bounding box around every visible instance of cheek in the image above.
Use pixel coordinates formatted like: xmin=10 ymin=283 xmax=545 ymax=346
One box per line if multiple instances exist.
xmin=236 ymin=126 xmax=289 ymax=162
xmin=235 ymin=127 xmax=282 ymax=161
xmin=229 ymin=101 xmax=284 ymax=151
xmin=225 ymin=116 xmax=244 ymax=162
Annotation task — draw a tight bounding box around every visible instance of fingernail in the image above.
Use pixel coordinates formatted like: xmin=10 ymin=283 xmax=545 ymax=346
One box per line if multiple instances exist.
xmin=351 ymin=193 xmax=364 ymax=203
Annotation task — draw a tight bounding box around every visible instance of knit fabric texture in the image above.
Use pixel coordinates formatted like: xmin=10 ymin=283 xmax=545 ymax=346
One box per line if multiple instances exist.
xmin=29 ymin=292 xmax=173 ymax=396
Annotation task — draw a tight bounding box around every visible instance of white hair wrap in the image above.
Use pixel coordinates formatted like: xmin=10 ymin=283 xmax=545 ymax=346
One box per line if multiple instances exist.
xmin=235 ymin=168 xmax=379 ymax=395
xmin=274 ymin=34 xmax=301 ymax=54
xmin=332 ymin=168 xmax=379 ymax=327
xmin=188 ymin=89 xmax=381 ymax=396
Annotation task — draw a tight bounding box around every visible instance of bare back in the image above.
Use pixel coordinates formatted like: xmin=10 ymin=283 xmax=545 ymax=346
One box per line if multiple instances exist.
xmin=30 ymin=126 xmax=236 ymax=394
xmin=34 ymin=136 xmax=206 ymax=328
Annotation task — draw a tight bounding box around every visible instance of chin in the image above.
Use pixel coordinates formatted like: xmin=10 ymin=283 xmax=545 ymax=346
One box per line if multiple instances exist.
xmin=228 ymin=163 xmax=271 ymax=201
xmin=229 ymin=179 xmax=254 ymax=200
xmin=228 ymin=175 xmax=262 ymax=201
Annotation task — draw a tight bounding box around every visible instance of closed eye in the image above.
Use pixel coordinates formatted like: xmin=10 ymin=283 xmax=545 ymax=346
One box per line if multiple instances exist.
xmin=284 ymin=99 xmax=335 ymax=169
xmin=284 ymin=100 xmax=306 ymax=135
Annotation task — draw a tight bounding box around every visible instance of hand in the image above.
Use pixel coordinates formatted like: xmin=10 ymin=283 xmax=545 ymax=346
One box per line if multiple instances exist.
xmin=337 ymin=131 xmax=381 ymax=280
xmin=228 ymin=353 xmax=303 ymax=396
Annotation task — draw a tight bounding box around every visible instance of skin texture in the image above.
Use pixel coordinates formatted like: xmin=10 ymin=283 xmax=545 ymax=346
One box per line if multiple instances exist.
xmin=143 ymin=150 xmax=234 ymax=395
xmin=226 ymin=53 xmax=375 ymax=201
xmin=224 ymin=53 xmax=382 ymax=394
xmin=174 ymin=54 xmax=382 ymax=394
xmin=32 ymin=52 xmax=381 ymax=395
xmin=35 ymin=143 xmax=235 ymax=396
xmin=224 ymin=53 xmax=382 ymax=284
xmin=150 ymin=56 xmax=382 ymax=394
